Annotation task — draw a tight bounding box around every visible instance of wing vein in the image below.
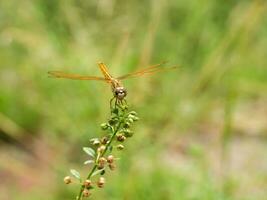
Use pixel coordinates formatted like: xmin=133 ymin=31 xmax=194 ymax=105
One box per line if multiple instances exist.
xmin=48 ymin=71 xmax=108 ymax=81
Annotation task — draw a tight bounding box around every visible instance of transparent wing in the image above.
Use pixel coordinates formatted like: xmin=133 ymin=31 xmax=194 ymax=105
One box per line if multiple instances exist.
xmin=48 ymin=71 xmax=109 ymax=81
xmin=117 ymin=62 xmax=177 ymax=80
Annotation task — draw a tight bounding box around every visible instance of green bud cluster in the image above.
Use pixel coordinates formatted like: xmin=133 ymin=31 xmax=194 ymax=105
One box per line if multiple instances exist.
xmin=66 ymin=102 xmax=139 ymax=199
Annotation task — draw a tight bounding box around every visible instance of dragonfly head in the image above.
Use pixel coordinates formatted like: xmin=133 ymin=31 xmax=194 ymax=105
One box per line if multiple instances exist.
xmin=114 ymin=87 xmax=127 ymax=100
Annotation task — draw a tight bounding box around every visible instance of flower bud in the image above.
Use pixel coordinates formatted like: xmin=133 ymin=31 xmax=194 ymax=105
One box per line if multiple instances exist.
xmin=107 ymin=155 xmax=114 ymax=164
xmin=83 ymin=189 xmax=91 ymax=197
xmin=93 ymin=140 xmax=100 ymax=146
xmin=128 ymin=114 xmax=139 ymax=122
xmin=123 ymin=122 xmax=131 ymax=128
xmin=127 ymin=118 xmax=134 ymax=123
xmin=101 ymin=137 xmax=108 ymax=144
xmin=64 ymin=176 xmax=72 ymax=184
xmin=98 ymin=157 xmax=107 ymax=164
xmin=124 ymin=129 xmax=134 ymax=137
xmin=97 ymin=157 xmax=107 ymax=169
xmin=90 ymin=139 xmax=100 ymax=146
xmin=97 ymin=145 xmax=106 ymax=154
xmin=129 ymin=111 xmax=137 ymax=116
xmin=84 ymin=179 xmax=92 ymax=188
xmin=121 ymin=105 xmax=128 ymax=110
xmin=132 ymin=116 xmax=139 ymax=121
xmin=116 ymin=134 xmax=126 ymax=142
xmin=128 ymin=114 xmax=134 ymax=119
xmin=97 ymin=164 xmax=104 ymax=169
xmin=98 ymin=163 xmax=105 ymax=170
xmin=97 ymin=177 xmax=105 ymax=188
xmin=100 ymin=123 xmax=108 ymax=130
xmin=116 ymin=144 xmax=124 ymax=150
xmin=108 ymin=117 xmax=118 ymax=125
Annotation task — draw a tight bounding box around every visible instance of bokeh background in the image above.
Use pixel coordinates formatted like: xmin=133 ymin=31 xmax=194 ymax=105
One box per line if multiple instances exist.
xmin=1 ymin=0 xmax=267 ymax=199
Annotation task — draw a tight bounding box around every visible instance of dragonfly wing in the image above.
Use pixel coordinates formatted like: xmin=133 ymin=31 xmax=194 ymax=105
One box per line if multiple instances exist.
xmin=117 ymin=62 xmax=177 ymax=80
xmin=48 ymin=71 xmax=109 ymax=81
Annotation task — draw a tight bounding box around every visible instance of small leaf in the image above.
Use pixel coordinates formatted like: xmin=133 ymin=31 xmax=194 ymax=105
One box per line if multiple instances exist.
xmin=129 ymin=111 xmax=137 ymax=116
xmin=84 ymin=160 xmax=94 ymax=165
xmin=91 ymin=169 xmax=105 ymax=177
xmin=100 ymin=170 xmax=106 ymax=175
xmin=108 ymin=145 xmax=113 ymax=152
xmin=88 ymin=186 xmax=94 ymax=190
xmin=90 ymin=138 xmax=101 ymax=146
xmin=111 ymin=108 xmax=119 ymax=115
xmin=90 ymin=138 xmax=99 ymax=142
xmin=70 ymin=169 xmax=81 ymax=181
xmin=83 ymin=147 xmax=95 ymax=158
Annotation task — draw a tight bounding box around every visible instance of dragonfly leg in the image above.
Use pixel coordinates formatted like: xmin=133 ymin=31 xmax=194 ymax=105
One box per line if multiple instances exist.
xmin=109 ymin=97 xmax=115 ymax=110
xmin=116 ymin=99 xmax=127 ymax=110
xmin=110 ymin=97 xmax=127 ymax=113
xmin=119 ymin=99 xmax=127 ymax=105
xmin=114 ymin=98 xmax=119 ymax=110
xmin=122 ymin=99 xmax=127 ymax=105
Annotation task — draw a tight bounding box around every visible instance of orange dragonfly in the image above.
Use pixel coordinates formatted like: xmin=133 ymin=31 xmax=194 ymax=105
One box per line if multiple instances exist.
xmin=48 ymin=62 xmax=176 ymax=105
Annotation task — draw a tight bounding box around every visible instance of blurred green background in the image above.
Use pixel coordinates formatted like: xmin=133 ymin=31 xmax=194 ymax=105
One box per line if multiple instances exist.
xmin=1 ymin=0 xmax=267 ymax=199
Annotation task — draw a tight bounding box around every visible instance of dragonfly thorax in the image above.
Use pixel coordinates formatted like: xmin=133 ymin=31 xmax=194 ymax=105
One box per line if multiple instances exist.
xmin=113 ymin=86 xmax=127 ymax=100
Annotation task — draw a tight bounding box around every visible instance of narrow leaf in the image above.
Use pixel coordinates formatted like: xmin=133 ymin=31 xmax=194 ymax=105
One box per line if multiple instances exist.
xmin=108 ymin=145 xmax=113 ymax=152
xmin=91 ymin=169 xmax=105 ymax=177
xmin=84 ymin=160 xmax=94 ymax=165
xmin=83 ymin=147 xmax=95 ymax=158
xmin=70 ymin=169 xmax=81 ymax=181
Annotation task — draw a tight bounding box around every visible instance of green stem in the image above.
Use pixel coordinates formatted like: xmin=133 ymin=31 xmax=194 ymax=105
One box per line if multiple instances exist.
xmin=76 ymin=121 xmax=122 ymax=200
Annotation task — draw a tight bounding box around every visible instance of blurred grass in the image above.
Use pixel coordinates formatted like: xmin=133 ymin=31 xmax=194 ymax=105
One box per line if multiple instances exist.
xmin=0 ymin=0 xmax=267 ymax=200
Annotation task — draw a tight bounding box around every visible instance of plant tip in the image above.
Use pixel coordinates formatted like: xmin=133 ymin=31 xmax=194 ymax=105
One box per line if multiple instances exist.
xmin=64 ymin=176 xmax=72 ymax=184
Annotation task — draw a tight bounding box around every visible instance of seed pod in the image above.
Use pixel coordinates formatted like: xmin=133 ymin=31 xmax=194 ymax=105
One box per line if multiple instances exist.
xmin=99 ymin=157 xmax=107 ymax=164
xmin=116 ymin=144 xmax=124 ymax=151
xmin=84 ymin=179 xmax=92 ymax=188
xmin=97 ymin=157 xmax=107 ymax=169
xmin=64 ymin=176 xmax=72 ymax=184
xmin=107 ymin=155 xmax=114 ymax=164
xmin=97 ymin=177 xmax=105 ymax=188
xmin=97 ymin=163 xmax=105 ymax=169
xmin=83 ymin=189 xmax=91 ymax=197
xmin=116 ymin=134 xmax=126 ymax=142
xmin=97 ymin=145 xmax=106 ymax=154
xmin=101 ymin=137 xmax=108 ymax=144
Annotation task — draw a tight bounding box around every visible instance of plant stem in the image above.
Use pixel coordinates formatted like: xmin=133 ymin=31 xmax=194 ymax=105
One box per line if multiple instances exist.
xmin=76 ymin=121 xmax=122 ymax=200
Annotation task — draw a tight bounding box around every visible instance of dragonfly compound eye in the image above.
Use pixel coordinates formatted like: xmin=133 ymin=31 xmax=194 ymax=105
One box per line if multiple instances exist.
xmin=114 ymin=87 xmax=127 ymax=100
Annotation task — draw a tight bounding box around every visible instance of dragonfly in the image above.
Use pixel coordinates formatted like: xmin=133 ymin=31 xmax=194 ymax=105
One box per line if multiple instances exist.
xmin=48 ymin=62 xmax=176 ymax=106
